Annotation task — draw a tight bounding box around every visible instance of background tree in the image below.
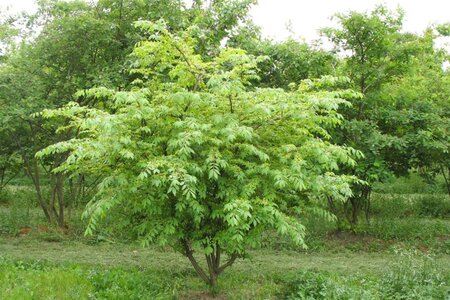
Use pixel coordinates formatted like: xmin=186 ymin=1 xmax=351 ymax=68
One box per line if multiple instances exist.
xmin=0 ymin=0 xmax=258 ymax=227
xmin=377 ymin=29 xmax=450 ymax=195
xmin=229 ymin=24 xmax=335 ymax=89
xmin=322 ymin=6 xmax=421 ymax=227
xmin=322 ymin=6 xmax=449 ymax=227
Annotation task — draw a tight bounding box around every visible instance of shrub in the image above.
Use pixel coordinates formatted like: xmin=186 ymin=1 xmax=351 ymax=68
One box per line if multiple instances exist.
xmin=370 ymin=194 xmax=418 ymax=218
xmin=373 ymin=174 xmax=444 ymax=194
xmin=414 ymin=194 xmax=450 ymax=218
xmin=0 ymin=189 xmax=11 ymax=205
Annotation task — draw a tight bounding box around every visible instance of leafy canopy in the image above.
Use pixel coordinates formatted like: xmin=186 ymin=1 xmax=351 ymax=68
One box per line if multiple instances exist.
xmin=38 ymin=20 xmax=362 ymax=283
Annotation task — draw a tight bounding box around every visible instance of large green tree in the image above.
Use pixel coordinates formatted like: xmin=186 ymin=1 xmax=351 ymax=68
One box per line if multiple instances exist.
xmin=39 ymin=20 xmax=361 ymax=287
xmin=377 ymin=29 xmax=450 ymax=195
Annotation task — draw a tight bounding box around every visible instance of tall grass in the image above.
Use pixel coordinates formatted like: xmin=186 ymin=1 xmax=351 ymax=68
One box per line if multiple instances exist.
xmin=282 ymin=249 xmax=450 ymax=299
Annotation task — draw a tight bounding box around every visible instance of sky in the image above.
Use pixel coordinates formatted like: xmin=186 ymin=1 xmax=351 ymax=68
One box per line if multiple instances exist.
xmin=251 ymin=0 xmax=450 ymax=42
xmin=1 ymin=0 xmax=450 ymax=43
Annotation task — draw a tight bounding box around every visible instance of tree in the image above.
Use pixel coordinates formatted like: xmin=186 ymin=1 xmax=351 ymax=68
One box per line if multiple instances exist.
xmin=229 ymin=23 xmax=335 ymax=89
xmin=238 ymin=39 xmax=335 ymax=89
xmin=321 ymin=6 xmax=422 ymax=227
xmin=0 ymin=10 xmax=22 ymax=195
xmin=0 ymin=0 xmax=125 ymax=226
xmin=322 ymin=5 xmax=408 ymax=98
xmin=377 ymin=29 xmax=450 ymax=195
xmin=39 ymin=20 xmax=361 ymax=287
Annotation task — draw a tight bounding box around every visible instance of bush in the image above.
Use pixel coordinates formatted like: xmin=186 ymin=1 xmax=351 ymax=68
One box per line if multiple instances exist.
xmin=414 ymin=194 xmax=450 ymax=218
xmin=370 ymin=193 xmax=449 ymax=219
xmin=373 ymin=174 xmax=444 ymax=194
xmin=0 ymin=189 xmax=11 ymax=205
xmin=370 ymin=194 xmax=418 ymax=218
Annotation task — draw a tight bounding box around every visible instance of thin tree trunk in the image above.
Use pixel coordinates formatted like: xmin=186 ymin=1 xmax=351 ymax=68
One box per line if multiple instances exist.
xmin=206 ymin=254 xmax=218 ymax=287
xmin=25 ymin=158 xmax=51 ymax=222
xmin=0 ymin=168 xmax=5 ymax=193
xmin=182 ymin=239 xmax=211 ymax=285
xmin=55 ymin=172 xmax=65 ymax=227
xmin=363 ymin=187 xmax=371 ymax=225
xmin=439 ymin=164 xmax=450 ymax=196
xmin=50 ymin=174 xmax=58 ymax=219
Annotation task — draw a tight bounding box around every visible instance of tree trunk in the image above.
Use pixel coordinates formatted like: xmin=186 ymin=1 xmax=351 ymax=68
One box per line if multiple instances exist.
xmin=362 ymin=186 xmax=371 ymax=225
xmin=55 ymin=172 xmax=65 ymax=227
xmin=439 ymin=164 xmax=450 ymax=197
xmin=24 ymin=156 xmax=67 ymax=228
xmin=25 ymin=158 xmax=52 ymax=222
xmin=181 ymin=239 xmax=238 ymax=288
xmin=0 ymin=167 xmax=5 ymax=193
xmin=182 ymin=239 xmax=211 ymax=285
xmin=350 ymin=197 xmax=358 ymax=230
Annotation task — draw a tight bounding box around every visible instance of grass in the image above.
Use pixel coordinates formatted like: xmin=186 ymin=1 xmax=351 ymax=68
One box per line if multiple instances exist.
xmin=1 ymin=236 xmax=450 ymax=299
xmin=0 ymin=236 xmax=421 ymax=274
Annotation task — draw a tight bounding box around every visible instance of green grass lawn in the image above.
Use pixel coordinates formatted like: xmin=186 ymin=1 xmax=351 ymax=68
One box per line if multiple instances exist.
xmin=1 ymin=236 xmax=449 ymax=299
xmin=1 ymin=190 xmax=449 ymax=298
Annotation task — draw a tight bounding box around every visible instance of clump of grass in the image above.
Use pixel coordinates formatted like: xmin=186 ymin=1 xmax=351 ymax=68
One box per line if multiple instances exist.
xmin=380 ymin=249 xmax=450 ymax=299
xmin=0 ymin=256 xmax=181 ymax=300
xmin=0 ymin=257 xmax=93 ymax=300
xmin=281 ymin=249 xmax=449 ymax=299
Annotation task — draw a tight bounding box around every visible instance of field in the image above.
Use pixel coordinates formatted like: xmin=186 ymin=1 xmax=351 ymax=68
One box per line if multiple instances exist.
xmin=1 ymin=181 xmax=449 ymax=299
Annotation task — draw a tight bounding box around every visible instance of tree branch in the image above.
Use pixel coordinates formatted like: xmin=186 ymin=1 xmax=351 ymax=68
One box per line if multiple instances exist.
xmin=181 ymin=239 xmax=211 ymax=284
xmin=217 ymin=253 xmax=238 ymax=274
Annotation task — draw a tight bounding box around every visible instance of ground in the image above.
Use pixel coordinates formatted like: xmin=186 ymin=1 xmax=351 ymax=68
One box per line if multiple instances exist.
xmin=1 ymin=234 xmax=449 ymax=299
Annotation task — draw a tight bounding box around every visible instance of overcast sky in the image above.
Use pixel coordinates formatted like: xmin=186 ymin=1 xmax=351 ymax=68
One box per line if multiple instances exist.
xmin=251 ymin=0 xmax=450 ymax=42
xmin=1 ymin=0 xmax=449 ymax=42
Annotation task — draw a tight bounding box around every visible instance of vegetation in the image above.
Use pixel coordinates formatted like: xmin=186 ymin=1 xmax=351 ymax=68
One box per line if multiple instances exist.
xmin=0 ymin=0 xmax=448 ymax=297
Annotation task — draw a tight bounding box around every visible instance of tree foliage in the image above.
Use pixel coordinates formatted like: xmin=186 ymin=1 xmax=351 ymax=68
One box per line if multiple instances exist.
xmin=38 ymin=20 xmax=362 ymax=286
xmin=321 ymin=5 xmax=450 ymax=226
